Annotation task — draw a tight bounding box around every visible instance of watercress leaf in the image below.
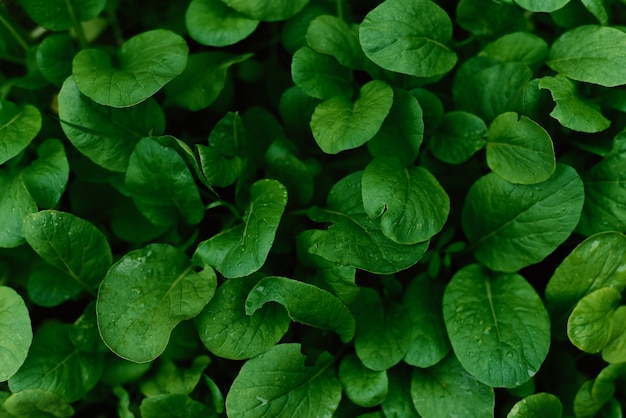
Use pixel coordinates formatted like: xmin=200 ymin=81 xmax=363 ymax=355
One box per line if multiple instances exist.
xmin=339 ymin=353 xmax=388 ymax=407
xmin=443 ymin=264 xmax=551 ymax=388
xmin=197 ymin=275 xmax=290 ymax=360
xmin=514 ymin=0 xmax=570 ymax=12
xmin=567 ymin=287 xmax=619 ymax=353
xmin=429 ymin=111 xmax=487 ymax=164
xmin=577 ymin=134 xmax=626 ymax=235
xmin=225 ymin=343 xmax=341 ymax=417
xmin=367 ymin=88 xmax=423 ymax=165
xmin=545 ymin=232 xmax=626 ymax=332
xmin=311 ymin=80 xmax=393 ymax=154
xmin=479 ymin=32 xmax=548 ymax=66
xmin=602 ymin=307 xmax=626 ymax=363
xmin=265 ymin=138 xmax=316 ymax=206
xmin=507 ymin=393 xmax=563 ymax=418
xmin=362 ymin=157 xmax=450 ymax=244
xmin=140 ymin=355 xmax=211 ymax=396
xmin=573 ymin=364 xmax=626 ymax=417
xmin=411 ymin=355 xmax=495 ymax=418
xmin=486 ymin=112 xmax=556 ymax=184
xmin=291 ymin=46 xmax=353 ymax=100
xmin=21 ymin=139 xmax=69 ymax=209
xmin=352 ymin=288 xmax=412 ymax=371
xmin=381 ymin=368 xmax=420 ymax=418
xmin=453 ymin=56 xmax=532 ymax=122
xmin=57 ymin=77 xmax=166 ymax=172
xmin=73 ymin=29 xmax=188 ymax=107
xmin=35 ymin=34 xmax=76 ymax=86
xmin=0 ymin=286 xmax=32 ymax=382
xmin=305 ymin=15 xmax=363 ymax=70
xmin=0 ymin=100 xmax=41 ymax=165
xmin=186 ymin=0 xmax=259 ymax=47
xmin=538 ymin=75 xmax=610 ymax=133
xmin=8 ymin=322 xmax=104 ymax=402
xmin=23 ymin=210 xmax=112 ymax=293
xmin=16 ymin=0 xmax=105 ymax=31
xmin=0 ymin=172 xmax=37 ymax=248
xmin=581 ymin=0 xmax=608 ymax=25
xmin=221 ymin=0 xmax=309 ymax=21
xmin=456 ymin=0 xmax=527 ymax=38
xmin=194 ymin=179 xmax=287 ymax=278
xmin=197 ymin=112 xmax=244 ymax=187
xmin=280 ymin=2 xmax=334 ymax=54
xmin=462 ymin=164 xmax=584 ymax=272
xmin=547 ymin=25 xmax=626 ymax=87
xmin=307 ymin=172 xmax=429 ymax=274
xmin=402 ymin=274 xmax=450 ymax=368
xmin=166 ymin=52 xmax=252 ymax=111
xmin=140 ymin=394 xmax=217 ymax=418
xmin=359 ymin=0 xmax=457 ymax=78
xmin=96 ymin=244 xmax=217 ymax=363
xmin=27 ymin=263 xmax=81 ymax=307
xmin=126 ymin=136 xmax=204 ymax=227
xmin=246 ymin=276 xmax=354 ymax=342
xmin=3 ymin=389 xmax=74 ymax=418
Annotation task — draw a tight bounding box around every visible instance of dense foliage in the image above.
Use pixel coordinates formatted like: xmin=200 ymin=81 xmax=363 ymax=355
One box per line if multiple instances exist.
xmin=1 ymin=0 xmax=626 ymax=417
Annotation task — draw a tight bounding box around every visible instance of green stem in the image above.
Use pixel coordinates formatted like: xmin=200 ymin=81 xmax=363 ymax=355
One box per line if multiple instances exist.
xmin=336 ymin=0 xmax=344 ymax=20
xmin=205 ymin=200 xmax=242 ymax=220
xmin=106 ymin=5 xmax=124 ymax=45
xmin=64 ymin=0 xmax=88 ymax=48
xmin=0 ymin=13 xmax=28 ymax=51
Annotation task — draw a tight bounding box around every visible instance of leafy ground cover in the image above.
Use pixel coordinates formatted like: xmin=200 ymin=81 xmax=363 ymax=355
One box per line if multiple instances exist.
xmin=1 ymin=0 xmax=626 ymax=416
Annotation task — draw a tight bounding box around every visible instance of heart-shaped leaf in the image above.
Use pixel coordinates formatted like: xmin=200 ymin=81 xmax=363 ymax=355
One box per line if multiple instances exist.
xmin=306 ymin=15 xmax=364 ymax=70
xmin=291 ymin=46 xmax=353 ymax=100
xmin=430 ymin=111 xmax=487 ymax=164
xmin=339 ymin=354 xmax=388 ymax=407
xmin=567 ymin=287 xmax=620 ymax=353
xmin=186 ymin=0 xmax=259 ymax=47
xmin=197 ymin=112 xmax=244 ymax=188
xmin=21 ymin=139 xmax=69 ymax=209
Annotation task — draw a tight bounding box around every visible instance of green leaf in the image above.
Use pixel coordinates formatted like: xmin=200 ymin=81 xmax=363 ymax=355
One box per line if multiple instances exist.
xmin=3 ymin=390 xmax=74 ymax=418
xmin=538 ymin=75 xmax=610 ymax=133
xmin=456 ymin=0 xmax=527 ymax=38
xmin=381 ymin=368 xmax=420 ymax=418
xmin=306 ymin=15 xmax=363 ymax=70
xmin=567 ymin=287 xmax=619 ymax=353
xmin=486 ymin=112 xmax=556 ymax=184
xmin=573 ymin=364 xmax=626 ymax=417
xmin=514 ymin=0 xmax=570 ymax=12
xmin=291 ymin=46 xmax=353 ymax=100
xmin=602 ymin=306 xmax=626 ymax=363
xmin=0 ymin=171 xmax=37 ymax=248
xmin=443 ymin=264 xmax=551 ymax=388
xmin=35 ymin=34 xmax=77 ymax=86
xmin=225 ymin=343 xmax=341 ymax=417
xmin=411 ymin=355 xmax=495 ymax=418
xmin=339 ymin=354 xmax=388 ymax=408
xmin=402 ymin=274 xmax=450 ymax=368
xmin=197 ymin=112 xmax=244 ymax=188
xmin=462 ymin=164 xmax=584 ymax=272
xmin=507 ymin=392 xmax=563 ymax=418
xmin=221 ymin=0 xmax=309 ymax=21
xmin=479 ymin=32 xmax=548 ymax=66
xmin=96 ymin=244 xmax=216 ymax=362
xmin=577 ymin=134 xmax=626 ymax=235
xmin=265 ymin=138 xmax=316 ymax=206
xmin=140 ymin=355 xmax=210 ymax=396
xmin=547 ymin=25 xmax=626 ymax=87
xmin=197 ymin=275 xmax=290 ymax=360
xmin=367 ymin=88 xmax=424 ymax=165
xmin=193 ymin=179 xmax=287 ymax=278
xmin=140 ymin=394 xmax=217 ymax=418
xmin=16 ymin=0 xmax=105 ymax=31
xmin=362 ymin=157 xmax=449 ymax=244
xmin=186 ymin=0 xmax=259 ymax=47
xmin=0 ymin=286 xmax=32 ymax=382
xmin=27 ymin=263 xmax=81 ymax=307
xmin=359 ymin=0 xmax=457 ymax=78
xmin=126 ymin=136 xmax=204 ymax=227
xmin=307 ymin=172 xmax=429 ymax=274
xmin=429 ymin=111 xmax=487 ymax=164
xmin=21 ymin=139 xmax=69 ymax=209
xmin=581 ymin=0 xmax=608 ymax=25
xmin=453 ymin=56 xmax=532 ymax=122
xmin=8 ymin=322 xmax=103 ymax=402
xmin=310 ymin=80 xmax=393 ymax=154
xmin=353 ymin=288 xmax=412 ymax=371
xmin=23 ymin=210 xmax=112 ymax=293
xmin=246 ymin=276 xmax=355 ymax=343
xmin=0 ymin=100 xmax=41 ymax=165
xmin=57 ymin=77 xmax=165 ymax=172
xmin=73 ymin=29 xmax=188 ymax=107
xmin=166 ymin=52 xmax=252 ymax=111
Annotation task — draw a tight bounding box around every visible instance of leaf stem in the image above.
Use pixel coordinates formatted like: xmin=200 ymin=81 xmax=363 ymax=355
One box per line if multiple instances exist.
xmin=106 ymin=4 xmax=124 ymax=46
xmin=0 ymin=12 xmax=28 ymax=51
xmin=206 ymin=200 xmax=242 ymax=220
xmin=336 ymin=0 xmax=344 ymax=20
xmin=64 ymin=0 xmax=88 ymax=48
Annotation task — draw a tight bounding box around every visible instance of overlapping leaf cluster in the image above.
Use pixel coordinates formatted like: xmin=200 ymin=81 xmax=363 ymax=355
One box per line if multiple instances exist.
xmin=1 ymin=0 xmax=626 ymax=416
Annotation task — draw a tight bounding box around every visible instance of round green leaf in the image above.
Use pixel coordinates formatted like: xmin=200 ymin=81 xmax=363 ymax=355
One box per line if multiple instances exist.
xmin=221 ymin=0 xmax=309 ymax=21
xmin=339 ymin=354 xmax=388 ymax=408
xmin=362 ymin=157 xmax=450 ymax=244
xmin=480 ymin=32 xmax=548 ymax=66
xmin=486 ymin=112 xmax=556 ymax=184
xmin=0 ymin=100 xmax=41 ymax=165
xmin=21 ymin=139 xmax=69 ymax=209
xmin=430 ymin=111 xmax=487 ymax=164
xmin=443 ymin=264 xmax=551 ymax=388
xmin=0 ymin=172 xmax=37 ymax=248
xmin=3 ymin=389 xmax=74 ymax=418
xmin=186 ymin=0 xmax=259 ymax=47
xmin=16 ymin=0 xmax=105 ymax=31
xmin=73 ymin=29 xmax=188 ymax=107
xmin=197 ymin=112 xmax=245 ymax=187
xmin=0 ymin=286 xmax=32 ymax=382
xmin=462 ymin=164 xmax=584 ymax=272
xmin=36 ymin=34 xmax=77 ymax=86
xmin=311 ymin=80 xmax=393 ymax=154
xmin=603 ymin=307 xmax=626 ymax=363
xmin=225 ymin=344 xmax=341 ymax=417
xmin=548 ymin=25 xmax=626 ymax=87
xmin=27 ymin=263 xmax=82 ymax=307
xmin=507 ymin=392 xmax=563 ymax=417
xmin=359 ymin=0 xmax=457 ymax=78
xmin=57 ymin=77 xmax=165 ymax=172
xmin=291 ymin=46 xmax=353 ymax=100
xmin=514 ymin=0 xmax=570 ymax=12
xmin=197 ymin=275 xmax=290 ymax=360
xmin=567 ymin=287 xmax=620 ymax=353
xmin=96 ymin=244 xmax=217 ymax=363
xmin=305 ymin=15 xmax=363 ymax=70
